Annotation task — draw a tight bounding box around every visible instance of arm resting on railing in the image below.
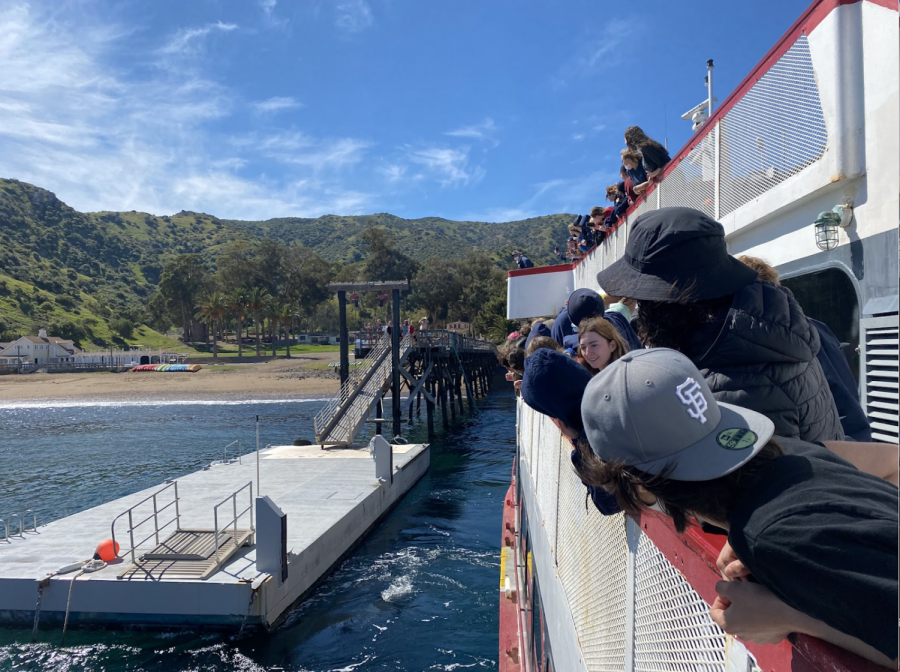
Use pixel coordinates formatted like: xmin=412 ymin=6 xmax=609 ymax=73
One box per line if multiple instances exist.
xmin=710 ymin=581 xmax=898 ymax=669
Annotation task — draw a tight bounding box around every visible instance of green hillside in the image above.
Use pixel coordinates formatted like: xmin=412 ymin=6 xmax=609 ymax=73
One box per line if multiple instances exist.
xmin=227 ymin=212 xmax=572 ymax=267
xmin=0 ymin=177 xmax=571 ymax=343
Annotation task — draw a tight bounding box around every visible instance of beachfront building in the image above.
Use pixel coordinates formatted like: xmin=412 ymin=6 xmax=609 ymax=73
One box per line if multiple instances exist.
xmin=0 ymin=329 xmax=82 ymax=365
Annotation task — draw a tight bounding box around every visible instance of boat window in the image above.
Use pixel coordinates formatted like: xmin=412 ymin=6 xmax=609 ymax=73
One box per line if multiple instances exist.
xmin=780 ymin=267 xmax=860 ymax=380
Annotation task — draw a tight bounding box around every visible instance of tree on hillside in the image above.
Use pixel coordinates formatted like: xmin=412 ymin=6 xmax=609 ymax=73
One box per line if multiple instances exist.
xmin=195 ymin=292 xmax=228 ymax=359
xmin=283 ymin=247 xmax=335 ymax=330
xmin=157 ymin=255 xmax=211 ymax=342
xmin=227 ymin=288 xmax=247 ymax=357
xmin=359 ymin=227 xmax=419 ymax=283
xmin=453 ymin=251 xmax=506 ymax=322
xmin=412 ymin=258 xmax=464 ymax=324
xmin=245 ymin=287 xmax=270 ymax=357
xmin=216 ymin=241 xmax=259 ymax=292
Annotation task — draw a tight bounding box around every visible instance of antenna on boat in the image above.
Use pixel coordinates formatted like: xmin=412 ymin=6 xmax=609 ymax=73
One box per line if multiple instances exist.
xmin=681 ymin=59 xmax=718 ymax=131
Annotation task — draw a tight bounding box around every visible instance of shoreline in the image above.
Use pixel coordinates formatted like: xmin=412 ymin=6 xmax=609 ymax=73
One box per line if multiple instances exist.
xmin=0 ymin=356 xmax=341 ymax=406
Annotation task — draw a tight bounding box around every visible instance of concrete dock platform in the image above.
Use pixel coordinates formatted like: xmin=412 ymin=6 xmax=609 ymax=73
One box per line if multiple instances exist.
xmin=0 ymin=441 xmax=429 ymax=630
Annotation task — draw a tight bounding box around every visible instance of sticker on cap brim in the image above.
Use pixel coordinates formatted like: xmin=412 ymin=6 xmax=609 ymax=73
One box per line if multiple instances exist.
xmin=716 ymin=428 xmax=757 ymax=450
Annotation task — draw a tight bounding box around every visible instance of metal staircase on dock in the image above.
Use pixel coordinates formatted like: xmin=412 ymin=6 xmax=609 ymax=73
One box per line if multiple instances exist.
xmin=314 ymin=334 xmax=413 ymax=445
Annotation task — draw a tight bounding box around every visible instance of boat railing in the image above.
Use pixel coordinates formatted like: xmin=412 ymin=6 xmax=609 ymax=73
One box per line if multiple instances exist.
xmin=573 ymin=0 xmax=856 ymax=294
xmin=213 ymin=481 xmax=254 ymax=567
xmin=516 ymin=399 xmax=888 ymax=672
xmin=111 ymin=481 xmax=181 ymax=564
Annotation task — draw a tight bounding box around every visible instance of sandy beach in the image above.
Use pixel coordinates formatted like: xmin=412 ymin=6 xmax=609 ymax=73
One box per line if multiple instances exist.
xmin=0 ymin=354 xmax=341 ymax=404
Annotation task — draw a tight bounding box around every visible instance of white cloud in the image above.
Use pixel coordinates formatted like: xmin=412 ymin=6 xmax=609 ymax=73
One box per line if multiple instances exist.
xmin=0 ymin=3 xmax=375 ymax=219
xmin=159 ymin=21 xmax=237 ymax=55
xmin=445 ymin=117 xmax=496 ymax=140
xmin=553 ymin=19 xmax=631 ymax=88
xmin=378 ymin=163 xmax=406 ymax=183
xmin=406 ymin=146 xmax=485 ymax=187
xmin=253 ymin=96 xmax=302 ymax=114
xmin=258 ymin=0 xmax=288 ymax=29
xmin=335 ymin=0 xmax=374 ymax=33
xmin=572 ymin=133 xmax=585 ymax=141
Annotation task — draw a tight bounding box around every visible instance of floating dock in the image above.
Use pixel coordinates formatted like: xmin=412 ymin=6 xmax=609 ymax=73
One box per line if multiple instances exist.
xmin=0 ymin=441 xmax=429 ymax=630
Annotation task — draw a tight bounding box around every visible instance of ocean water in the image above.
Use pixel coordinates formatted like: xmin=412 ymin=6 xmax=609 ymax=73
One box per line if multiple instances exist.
xmin=0 ymin=382 xmax=514 ymax=671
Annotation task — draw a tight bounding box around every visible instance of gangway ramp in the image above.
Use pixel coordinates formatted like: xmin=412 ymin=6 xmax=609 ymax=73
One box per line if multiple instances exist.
xmin=314 ymin=333 xmax=412 ymax=445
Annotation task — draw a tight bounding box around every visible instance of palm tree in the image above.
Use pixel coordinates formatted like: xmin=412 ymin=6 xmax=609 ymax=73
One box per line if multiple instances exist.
xmin=272 ymin=301 xmax=298 ymax=358
xmin=264 ymin=300 xmax=281 ymax=357
xmin=195 ymin=292 xmax=228 ymax=359
xmin=245 ymin=287 xmax=270 ymax=357
xmin=486 ymin=314 xmax=518 ymax=345
xmin=227 ymin=288 xmax=247 ymax=358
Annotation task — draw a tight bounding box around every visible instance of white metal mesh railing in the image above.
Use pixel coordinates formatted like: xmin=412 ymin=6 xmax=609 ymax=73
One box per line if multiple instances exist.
xmin=574 ymin=32 xmax=827 ymax=296
xmin=718 ymin=35 xmax=826 ymax=217
xmin=556 ymin=458 xmax=628 ymax=671
xmin=633 ymin=531 xmax=727 ymax=672
xmin=518 ymin=399 xmax=748 ymax=671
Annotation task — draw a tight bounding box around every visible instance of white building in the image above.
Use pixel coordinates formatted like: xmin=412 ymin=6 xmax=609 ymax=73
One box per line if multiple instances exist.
xmin=0 ymin=329 xmax=81 ymax=365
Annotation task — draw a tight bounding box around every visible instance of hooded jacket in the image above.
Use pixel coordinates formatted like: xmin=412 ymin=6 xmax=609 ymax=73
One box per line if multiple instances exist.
xmin=686 ymin=281 xmax=844 ymax=443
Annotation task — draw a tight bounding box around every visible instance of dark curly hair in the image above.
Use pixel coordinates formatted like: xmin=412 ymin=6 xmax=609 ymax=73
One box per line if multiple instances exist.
xmin=636 ymin=295 xmax=732 ymax=353
xmin=571 ymin=435 xmax=785 ymax=532
xmin=624 ymin=125 xmax=668 ymax=155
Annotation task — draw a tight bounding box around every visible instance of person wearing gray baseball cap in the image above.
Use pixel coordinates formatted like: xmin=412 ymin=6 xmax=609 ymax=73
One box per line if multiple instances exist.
xmin=595 ymin=206 xmax=843 ymax=444
xmin=579 ymin=348 xmax=898 ymax=666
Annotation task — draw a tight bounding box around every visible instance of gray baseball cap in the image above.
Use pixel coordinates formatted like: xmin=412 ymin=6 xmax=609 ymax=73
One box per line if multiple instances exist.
xmin=581 ymin=348 xmax=774 ymax=481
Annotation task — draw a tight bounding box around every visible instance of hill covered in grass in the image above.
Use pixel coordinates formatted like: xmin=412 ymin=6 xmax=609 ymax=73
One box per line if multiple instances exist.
xmin=0 ymin=177 xmax=571 ymax=343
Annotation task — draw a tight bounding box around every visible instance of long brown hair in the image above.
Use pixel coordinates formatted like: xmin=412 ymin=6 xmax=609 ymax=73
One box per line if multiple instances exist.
xmin=624 ymin=125 xmax=668 ymax=155
xmin=572 ymin=437 xmax=785 ymax=532
xmin=577 ymin=317 xmax=629 ymax=374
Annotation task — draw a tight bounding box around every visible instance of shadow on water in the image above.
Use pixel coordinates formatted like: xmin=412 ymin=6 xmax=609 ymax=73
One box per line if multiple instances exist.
xmin=0 ymin=373 xmax=516 ymax=671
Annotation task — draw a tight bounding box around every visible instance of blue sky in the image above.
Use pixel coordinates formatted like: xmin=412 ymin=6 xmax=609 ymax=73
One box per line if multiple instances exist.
xmin=0 ymin=0 xmax=810 ymax=222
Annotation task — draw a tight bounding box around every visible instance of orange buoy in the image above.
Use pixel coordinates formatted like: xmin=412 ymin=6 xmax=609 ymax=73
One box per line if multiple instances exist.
xmin=94 ymin=538 xmax=120 ymax=562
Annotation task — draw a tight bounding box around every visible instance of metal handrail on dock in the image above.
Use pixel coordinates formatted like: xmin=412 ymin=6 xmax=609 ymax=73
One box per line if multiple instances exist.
xmin=213 ymin=481 xmax=254 ymax=567
xmin=111 ymin=481 xmax=181 ymax=563
xmin=0 ymin=510 xmax=36 ymax=541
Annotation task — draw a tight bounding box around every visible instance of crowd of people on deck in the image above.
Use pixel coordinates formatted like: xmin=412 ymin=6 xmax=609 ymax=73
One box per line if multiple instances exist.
xmin=499 ymin=205 xmax=898 ymax=668
xmin=511 ymin=126 xmax=672 ymax=267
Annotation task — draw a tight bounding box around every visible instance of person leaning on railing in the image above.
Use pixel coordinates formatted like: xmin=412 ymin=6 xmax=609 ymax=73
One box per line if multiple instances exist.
xmin=597 ymin=207 xmax=844 ymax=444
xmin=624 ymin=125 xmax=671 ymax=188
xmin=577 ymin=348 xmax=899 ymax=668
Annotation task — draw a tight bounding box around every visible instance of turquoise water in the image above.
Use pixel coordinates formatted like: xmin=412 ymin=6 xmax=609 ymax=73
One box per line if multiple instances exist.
xmin=0 ymin=382 xmax=513 ymax=671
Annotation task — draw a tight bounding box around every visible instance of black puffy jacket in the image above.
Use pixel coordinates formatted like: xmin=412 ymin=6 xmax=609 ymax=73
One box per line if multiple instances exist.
xmin=686 ymin=281 xmax=844 ymax=442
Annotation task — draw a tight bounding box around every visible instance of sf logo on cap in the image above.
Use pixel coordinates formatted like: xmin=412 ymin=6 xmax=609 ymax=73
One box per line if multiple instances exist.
xmin=676 ymin=378 xmax=708 ymax=424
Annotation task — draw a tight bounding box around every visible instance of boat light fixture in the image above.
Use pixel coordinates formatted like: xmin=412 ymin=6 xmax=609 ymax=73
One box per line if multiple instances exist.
xmin=814 ymin=205 xmax=852 ymax=251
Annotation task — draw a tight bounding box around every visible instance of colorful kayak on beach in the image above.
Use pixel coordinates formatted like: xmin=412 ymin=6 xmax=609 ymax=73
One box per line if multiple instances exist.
xmin=130 ymin=364 xmax=201 ymax=372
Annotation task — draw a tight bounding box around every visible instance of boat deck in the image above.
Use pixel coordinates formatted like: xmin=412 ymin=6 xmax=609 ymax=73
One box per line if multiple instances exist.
xmin=0 ymin=441 xmax=429 ymax=630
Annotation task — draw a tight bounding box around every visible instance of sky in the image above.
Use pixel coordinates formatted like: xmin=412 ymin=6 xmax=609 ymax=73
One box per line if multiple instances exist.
xmin=0 ymin=0 xmax=812 ymax=222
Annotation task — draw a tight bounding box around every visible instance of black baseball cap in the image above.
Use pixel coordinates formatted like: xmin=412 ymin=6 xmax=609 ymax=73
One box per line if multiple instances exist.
xmin=596 ymin=207 xmax=758 ymax=302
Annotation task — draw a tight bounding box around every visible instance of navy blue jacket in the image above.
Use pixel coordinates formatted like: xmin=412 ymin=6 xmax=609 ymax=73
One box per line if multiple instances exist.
xmin=626 ymin=163 xmax=647 ymax=187
xmin=551 ymin=308 xmax=575 ymax=344
xmin=516 ymin=255 xmax=534 ymax=269
xmin=604 ymin=310 xmax=643 ymax=352
xmin=571 ymin=449 xmax=621 ymax=515
xmin=809 ymin=318 xmax=871 ymax=441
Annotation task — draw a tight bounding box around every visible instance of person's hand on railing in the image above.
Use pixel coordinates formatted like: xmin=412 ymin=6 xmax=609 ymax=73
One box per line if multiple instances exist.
xmin=716 ymin=541 xmax=751 ymax=581
xmin=710 ymin=581 xmax=797 ymax=645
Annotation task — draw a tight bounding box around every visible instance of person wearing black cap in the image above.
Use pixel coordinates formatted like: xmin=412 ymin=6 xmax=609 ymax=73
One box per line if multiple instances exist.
xmin=521 ymin=349 xmax=620 ymax=515
xmin=512 ymin=250 xmax=534 ymax=269
xmin=565 ymin=288 xmax=642 ymax=353
xmin=596 ymin=206 xmax=843 ymax=443
xmin=578 ymin=349 xmax=898 ymax=667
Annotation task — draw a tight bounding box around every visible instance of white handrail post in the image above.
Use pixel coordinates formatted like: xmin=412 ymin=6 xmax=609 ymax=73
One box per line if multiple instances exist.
xmin=714 ymin=120 xmax=721 ymax=219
